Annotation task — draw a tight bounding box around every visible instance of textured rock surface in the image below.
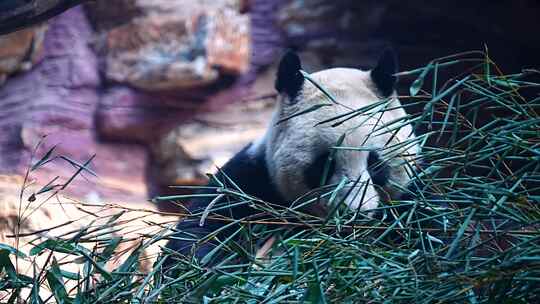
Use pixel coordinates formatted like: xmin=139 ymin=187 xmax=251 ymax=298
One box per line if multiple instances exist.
xmin=0 ymin=7 xmax=148 ymax=202
xmin=277 ymin=0 xmax=385 ymax=70
xmin=84 ymin=0 xmax=142 ymax=32
xmin=91 ymin=0 xmax=286 ymax=146
xmin=150 ymin=98 xmax=274 ymax=187
xmin=88 ymin=0 xmax=250 ymax=91
xmin=277 ymin=0 xmax=540 ymax=73
xmin=0 ymin=1 xmax=282 ymax=207
xmin=0 ymin=25 xmax=47 ymax=85
xmin=147 ymin=97 xmax=275 ymax=212
xmin=0 ymin=0 xmax=90 ymax=34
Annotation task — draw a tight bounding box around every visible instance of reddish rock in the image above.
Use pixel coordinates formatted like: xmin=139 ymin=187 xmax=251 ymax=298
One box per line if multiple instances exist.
xmin=207 ymin=8 xmax=250 ymax=75
xmin=148 ymin=98 xmax=274 ymax=212
xmin=89 ymin=0 xmax=250 ymax=91
xmin=84 ymin=0 xmax=142 ymax=31
xmin=92 ymin=0 xmax=286 ymax=203
xmin=95 ymin=86 xmax=196 ymax=143
xmin=0 ymin=7 xmax=148 ymax=202
xmin=0 ymin=25 xmax=47 ymax=85
xmin=0 ymin=0 xmax=285 ymax=205
xmin=151 ymin=98 xmax=274 ymax=185
xmin=95 ymin=0 xmax=285 ymax=144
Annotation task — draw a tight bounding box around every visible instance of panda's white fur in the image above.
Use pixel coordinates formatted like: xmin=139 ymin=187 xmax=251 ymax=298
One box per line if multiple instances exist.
xmin=165 ymin=49 xmax=420 ymax=262
xmin=251 ymin=65 xmax=418 ymax=212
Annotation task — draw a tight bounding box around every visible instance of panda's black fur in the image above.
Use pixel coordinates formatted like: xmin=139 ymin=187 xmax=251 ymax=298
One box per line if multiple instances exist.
xmin=370 ymin=49 xmax=398 ymax=97
xmin=275 ymin=49 xmax=304 ymax=99
xmin=164 ymin=49 xmax=422 ymax=266
xmin=163 ymin=144 xmax=284 ymax=260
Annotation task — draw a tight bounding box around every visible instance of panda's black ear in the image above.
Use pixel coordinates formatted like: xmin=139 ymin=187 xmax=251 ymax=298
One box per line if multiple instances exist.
xmin=275 ymin=50 xmax=304 ymax=98
xmin=370 ymin=49 xmax=398 ymax=97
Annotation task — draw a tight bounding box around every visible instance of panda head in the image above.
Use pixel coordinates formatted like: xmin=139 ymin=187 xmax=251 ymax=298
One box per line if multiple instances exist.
xmin=251 ymin=49 xmax=420 ymax=212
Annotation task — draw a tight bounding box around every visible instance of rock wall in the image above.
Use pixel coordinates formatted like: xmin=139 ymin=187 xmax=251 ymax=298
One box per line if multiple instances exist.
xmin=89 ymin=0 xmax=250 ymax=90
xmin=0 ymin=1 xmax=263 ymax=206
xmin=276 ymin=0 xmax=540 ymax=80
xmin=0 ymin=7 xmax=148 ymax=202
xmin=0 ymin=25 xmax=47 ymax=85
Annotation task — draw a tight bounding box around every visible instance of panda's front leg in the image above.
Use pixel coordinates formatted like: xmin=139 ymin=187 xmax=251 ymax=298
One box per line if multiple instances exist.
xmin=164 ymin=219 xmax=223 ymax=263
xmin=162 ymin=189 xmax=239 ymax=268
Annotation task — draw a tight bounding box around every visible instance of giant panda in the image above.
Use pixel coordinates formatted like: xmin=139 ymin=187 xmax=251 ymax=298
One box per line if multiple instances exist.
xmin=163 ymin=49 xmax=421 ymax=265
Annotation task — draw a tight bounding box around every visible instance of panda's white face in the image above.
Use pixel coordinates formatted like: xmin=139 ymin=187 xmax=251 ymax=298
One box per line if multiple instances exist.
xmin=251 ymin=50 xmax=420 ymax=212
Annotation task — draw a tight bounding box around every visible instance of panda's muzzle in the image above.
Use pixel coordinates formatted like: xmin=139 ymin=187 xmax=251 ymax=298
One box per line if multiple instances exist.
xmin=367 ymin=151 xmax=390 ymax=188
xmin=303 ymin=152 xmax=337 ymax=189
xmin=303 ymin=150 xmax=390 ymax=191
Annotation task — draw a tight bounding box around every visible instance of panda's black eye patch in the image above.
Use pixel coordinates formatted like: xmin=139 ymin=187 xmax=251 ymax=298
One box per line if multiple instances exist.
xmin=367 ymin=151 xmax=390 ymax=188
xmin=304 ymin=152 xmax=336 ymax=189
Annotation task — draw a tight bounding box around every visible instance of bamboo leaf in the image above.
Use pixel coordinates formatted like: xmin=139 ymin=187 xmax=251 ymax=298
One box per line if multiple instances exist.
xmin=410 ymin=62 xmax=433 ymax=96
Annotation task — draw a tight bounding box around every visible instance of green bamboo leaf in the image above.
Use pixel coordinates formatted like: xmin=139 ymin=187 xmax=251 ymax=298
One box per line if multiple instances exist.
xmin=117 ymin=242 xmax=143 ymax=273
xmin=60 ymin=154 xmax=96 ymax=190
xmin=0 ymin=250 xmax=18 ymax=281
xmin=30 ymin=263 xmax=43 ymax=304
xmin=189 ymin=274 xmax=218 ymax=301
xmin=98 ymin=236 xmax=122 ymax=265
xmin=35 ymin=176 xmax=61 ymax=195
xmin=58 ymin=155 xmax=98 ymax=177
xmin=46 ymin=258 xmax=72 ymax=304
xmin=445 ymin=208 xmax=476 ymax=259
xmin=302 ymin=262 xmax=327 ymax=304
xmin=410 ymin=62 xmax=433 ymax=96
xmin=31 ymin=145 xmax=57 ymax=171
xmin=320 ymin=133 xmax=345 ymax=186
xmin=300 ymin=70 xmax=340 ymax=105
xmin=79 ymin=251 xmax=112 ymax=281
xmin=276 ymin=103 xmax=333 ymax=125
xmin=0 ymin=243 xmax=27 ymax=259
xmin=30 ymin=239 xmax=90 ymax=256
xmin=59 ymin=270 xmax=79 ymax=281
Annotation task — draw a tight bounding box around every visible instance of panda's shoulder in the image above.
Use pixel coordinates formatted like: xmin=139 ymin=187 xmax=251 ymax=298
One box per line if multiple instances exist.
xmin=216 ymin=142 xmax=284 ymax=204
